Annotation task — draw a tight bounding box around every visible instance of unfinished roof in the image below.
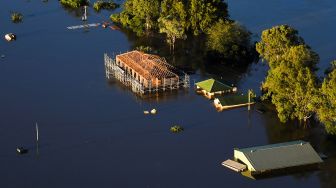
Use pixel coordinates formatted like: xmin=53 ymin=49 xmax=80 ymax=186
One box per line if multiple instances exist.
xmin=235 ymin=140 xmax=323 ymax=171
xmin=116 ymin=51 xmax=178 ymax=80
xmin=216 ymin=95 xmax=253 ymax=106
xmin=196 ymin=79 xmax=233 ymax=93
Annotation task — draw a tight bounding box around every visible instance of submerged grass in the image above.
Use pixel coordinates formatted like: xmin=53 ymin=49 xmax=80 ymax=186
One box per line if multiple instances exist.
xmin=11 ymin=12 xmax=23 ymax=23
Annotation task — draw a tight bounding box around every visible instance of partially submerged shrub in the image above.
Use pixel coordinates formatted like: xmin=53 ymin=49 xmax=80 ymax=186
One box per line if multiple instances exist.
xmin=135 ymin=46 xmax=153 ymax=53
xmin=170 ymin=125 xmax=184 ymax=133
xmin=60 ymin=0 xmax=89 ymax=9
xmin=93 ymin=0 xmax=119 ymax=12
xmin=11 ymin=12 xmax=23 ymax=23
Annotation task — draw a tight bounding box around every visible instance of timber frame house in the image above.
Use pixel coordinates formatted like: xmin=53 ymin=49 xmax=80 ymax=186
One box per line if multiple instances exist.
xmin=104 ymin=50 xmax=190 ymax=95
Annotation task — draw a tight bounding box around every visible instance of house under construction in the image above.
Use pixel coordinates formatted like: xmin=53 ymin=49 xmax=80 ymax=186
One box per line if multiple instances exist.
xmin=104 ymin=50 xmax=190 ymax=95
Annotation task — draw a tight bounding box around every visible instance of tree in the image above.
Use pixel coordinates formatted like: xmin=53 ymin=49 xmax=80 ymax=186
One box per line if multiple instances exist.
xmin=110 ymin=0 xmax=160 ymax=35
xmin=262 ymin=62 xmax=319 ymax=122
xmin=60 ymin=0 xmax=88 ymax=8
xmin=189 ymin=0 xmax=228 ymax=35
xmin=256 ymin=25 xmax=306 ymax=68
xmin=160 ymin=0 xmax=188 ymax=31
xmin=258 ymin=25 xmax=320 ymax=123
xmin=206 ymin=20 xmax=252 ymax=62
xmin=158 ymin=17 xmax=186 ymax=51
xmin=317 ymin=62 xmax=336 ymax=134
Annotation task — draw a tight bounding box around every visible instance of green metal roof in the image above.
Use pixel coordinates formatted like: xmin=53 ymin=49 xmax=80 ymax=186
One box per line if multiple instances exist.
xmin=195 ymin=78 xmax=233 ymax=93
xmin=216 ymin=95 xmax=253 ymax=106
xmin=236 ymin=140 xmax=323 ymax=171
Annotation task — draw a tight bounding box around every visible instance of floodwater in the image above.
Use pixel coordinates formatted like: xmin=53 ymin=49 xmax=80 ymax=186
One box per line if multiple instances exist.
xmin=0 ymin=1 xmax=335 ymax=188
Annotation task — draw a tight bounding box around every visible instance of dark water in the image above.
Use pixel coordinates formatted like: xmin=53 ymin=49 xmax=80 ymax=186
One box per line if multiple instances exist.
xmin=0 ymin=1 xmax=335 ymax=188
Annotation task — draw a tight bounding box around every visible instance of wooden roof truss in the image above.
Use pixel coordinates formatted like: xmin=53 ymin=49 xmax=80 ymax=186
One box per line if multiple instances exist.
xmin=116 ymin=51 xmax=180 ymax=81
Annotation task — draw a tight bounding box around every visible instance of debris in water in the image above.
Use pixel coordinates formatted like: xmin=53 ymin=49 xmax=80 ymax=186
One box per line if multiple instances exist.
xmin=143 ymin=110 xmax=149 ymax=115
xmin=150 ymin=109 xmax=157 ymax=114
xmin=67 ymin=23 xmax=100 ymax=30
xmin=5 ymin=33 xmax=16 ymax=41
xmin=16 ymin=147 xmax=28 ymax=154
xmin=170 ymin=125 xmax=183 ymax=133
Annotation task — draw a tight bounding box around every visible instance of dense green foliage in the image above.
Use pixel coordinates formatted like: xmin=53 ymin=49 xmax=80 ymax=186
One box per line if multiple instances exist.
xmin=317 ymin=62 xmax=336 ymax=134
xmin=11 ymin=12 xmax=23 ymax=23
xmin=189 ymin=0 xmax=228 ymax=35
xmin=206 ymin=20 xmax=252 ymax=62
xmin=110 ymin=0 xmax=228 ymax=36
xmin=158 ymin=16 xmax=186 ymax=51
xmin=93 ymin=0 xmax=119 ymax=11
xmin=110 ymin=0 xmax=160 ymax=35
xmin=257 ymin=25 xmax=320 ymax=123
xmin=135 ymin=46 xmax=153 ymax=53
xmin=256 ymin=25 xmax=318 ymax=69
xmin=60 ymin=0 xmax=88 ymax=8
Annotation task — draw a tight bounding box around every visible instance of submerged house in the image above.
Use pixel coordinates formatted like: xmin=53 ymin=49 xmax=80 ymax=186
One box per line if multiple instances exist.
xmin=214 ymin=95 xmax=254 ymax=110
xmin=104 ymin=50 xmax=189 ymax=94
xmin=233 ymin=140 xmax=323 ymax=175
xmin=195 ymin=78 xmax=237 ymax=98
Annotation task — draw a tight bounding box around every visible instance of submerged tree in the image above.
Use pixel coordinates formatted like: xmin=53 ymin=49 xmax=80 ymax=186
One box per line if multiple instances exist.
xmin=257 ymin=25 xmax=320 ymax=123
xmin=110 ymin=0 xmax=160 ymax=35
xmin=158 ymin=17 xmax=186 ymax=52
xmin=59 ymin=0 xmax=88 ymax=8
xmin=110 ymin=0 xmax=229 ymax=37
xmin=11 ymin=12 xmax=23 ymax=23
xmin=206 ymin=20 xmax=252 ymax=63
xmin=189 ymin=0 xmax=228 ymax=35
xmin=262 ymin=61 xmax=319 ymax=122
xmin=256 ymin=25 xmax=306 ymax=68
xmin=317 ymin=62 xmax=336 ymax=134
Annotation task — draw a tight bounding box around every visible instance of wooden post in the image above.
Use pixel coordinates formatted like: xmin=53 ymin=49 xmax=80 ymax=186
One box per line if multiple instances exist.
xmin=36 ymin=122 xmax=39 ymax=157
xmin=248 ymin=89 xmax=251 ymax=111
xmin=36 ymin=122 xmax=39 ymax=142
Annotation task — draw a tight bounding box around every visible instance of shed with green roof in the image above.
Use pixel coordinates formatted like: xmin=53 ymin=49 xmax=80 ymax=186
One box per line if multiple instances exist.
xmin=214 ymin=95 xmax=254 ymax=110
xmin=233 ymin=140 xmax=323 ymax=175
xmin=195 ymin=78 xmax=237 ymax=97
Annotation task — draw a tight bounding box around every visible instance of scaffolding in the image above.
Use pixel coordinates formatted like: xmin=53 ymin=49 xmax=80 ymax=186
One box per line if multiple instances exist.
xmin=104 ymin=51 xmax=190 ymax=95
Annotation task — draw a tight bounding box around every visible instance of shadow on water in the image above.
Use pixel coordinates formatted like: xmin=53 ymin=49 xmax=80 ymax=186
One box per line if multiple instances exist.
xmin=60 ymin=5 xmax=85 ymax=18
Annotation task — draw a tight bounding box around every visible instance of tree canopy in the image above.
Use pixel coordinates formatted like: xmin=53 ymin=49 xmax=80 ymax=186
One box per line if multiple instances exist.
xmin=206 ymin=19 xmax=252 ymax=63
xmin=257 ymin=25 xmax=320 ymax=123
xmin=110 ymin=0 xmax=229 ymax=36
xmin=189 ymin=0 xmax=228 ymax=35
xmin=317 ymin=62 xmax=336 ymax=135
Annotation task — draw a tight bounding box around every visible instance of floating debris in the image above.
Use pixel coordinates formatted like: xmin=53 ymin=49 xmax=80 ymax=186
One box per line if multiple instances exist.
xmin=143 ymin=110 xmax=149 ymax=115
xmin=150 ymin=109 xmax=157 ymax=114
xmin=102 ymin=22 xmax=110 ymax=28
xmin=170 ymin=125 xmax=183 ymax=133
xmin=109 ymin=25 xmax=120 ymax=30
xmin=1 ymin=54 xmax=5 ymax=59
xmin=67 ymin=23 xmax=100 ymax=30
xmin=16 ymin=147 xmax=28 ymax=154
xmin=5 ymin=33 xmax=16 ymax=41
